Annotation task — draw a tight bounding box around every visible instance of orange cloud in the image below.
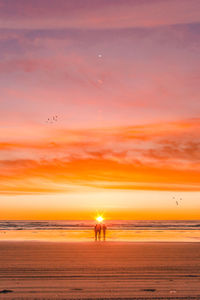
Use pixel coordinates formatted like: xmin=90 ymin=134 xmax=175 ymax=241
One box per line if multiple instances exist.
xmin=0 ymin=119 xmax=199 ymax=194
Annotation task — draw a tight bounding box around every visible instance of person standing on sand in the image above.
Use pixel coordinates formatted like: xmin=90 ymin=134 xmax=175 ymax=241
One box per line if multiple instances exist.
xmin=102 ymin=224 xmax=107 ymax=240
xmin=94 ymin=223 xmax=101 ymax=241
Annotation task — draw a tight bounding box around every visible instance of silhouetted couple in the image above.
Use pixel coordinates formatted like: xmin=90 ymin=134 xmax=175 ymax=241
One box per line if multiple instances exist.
xmin=94 ymin=223 xmax=107 ymax=241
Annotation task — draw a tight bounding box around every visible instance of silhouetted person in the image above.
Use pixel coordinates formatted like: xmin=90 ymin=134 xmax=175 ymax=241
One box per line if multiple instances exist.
xmin=102 ymin=224 xmax=107 ymax=240
xmin=94 ymin=223 xmax=101 ymax=241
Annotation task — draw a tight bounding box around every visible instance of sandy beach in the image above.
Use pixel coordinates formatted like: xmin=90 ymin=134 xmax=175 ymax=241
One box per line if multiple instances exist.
xmin=0 ymin=242 xmax=200 ymax=299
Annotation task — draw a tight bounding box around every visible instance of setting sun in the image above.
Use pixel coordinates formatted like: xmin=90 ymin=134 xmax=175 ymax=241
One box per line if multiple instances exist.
xmin=96 ymin=216 xmax=104 ymax=223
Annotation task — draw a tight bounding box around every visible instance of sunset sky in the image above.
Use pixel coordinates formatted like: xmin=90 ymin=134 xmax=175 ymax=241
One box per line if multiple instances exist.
xmin=0 ymin=0 xmax=200 ymax=219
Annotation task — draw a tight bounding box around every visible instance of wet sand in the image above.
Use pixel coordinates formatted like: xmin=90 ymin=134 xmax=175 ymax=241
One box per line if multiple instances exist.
xmin=0 ymin=241 xmax=200 ymax=299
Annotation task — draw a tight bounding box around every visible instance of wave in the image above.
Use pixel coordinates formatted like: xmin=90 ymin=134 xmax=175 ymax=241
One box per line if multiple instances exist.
xmin=0 ymin=220 xmax=199 ymax=231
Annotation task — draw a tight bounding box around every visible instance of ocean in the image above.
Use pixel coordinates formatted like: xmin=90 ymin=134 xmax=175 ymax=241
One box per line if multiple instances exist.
xmin=0 ymin=220 xmax=200 ymax=242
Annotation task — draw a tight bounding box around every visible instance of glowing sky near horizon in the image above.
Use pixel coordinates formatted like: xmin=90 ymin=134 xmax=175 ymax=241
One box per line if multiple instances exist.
xmin=0 ymin=0 xmax=200 ymax=219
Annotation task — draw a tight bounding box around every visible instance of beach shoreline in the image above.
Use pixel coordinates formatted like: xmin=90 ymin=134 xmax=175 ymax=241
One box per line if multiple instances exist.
xmin=0 ymin=241 xmax=200 ymax=299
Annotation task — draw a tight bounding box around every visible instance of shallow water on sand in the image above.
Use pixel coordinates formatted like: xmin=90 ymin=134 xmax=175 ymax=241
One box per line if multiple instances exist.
xmin=0 ymin=220 xmax=200 ymax=242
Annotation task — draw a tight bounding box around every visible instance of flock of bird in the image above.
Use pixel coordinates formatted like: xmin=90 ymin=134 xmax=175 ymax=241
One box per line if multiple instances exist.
xmin=173 ymin=196 xmax=182 ymax=206
xmin=45 ymin=115 xmax=58 ymax=124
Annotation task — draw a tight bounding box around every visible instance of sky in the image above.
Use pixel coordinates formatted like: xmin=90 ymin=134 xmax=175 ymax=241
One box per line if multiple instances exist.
xmin=0 ymin=0 xmax=200 ymax=220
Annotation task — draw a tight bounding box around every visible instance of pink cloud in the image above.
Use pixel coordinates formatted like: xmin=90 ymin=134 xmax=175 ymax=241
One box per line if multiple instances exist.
xmin=0 ymin=0 xmax=200 ymax=29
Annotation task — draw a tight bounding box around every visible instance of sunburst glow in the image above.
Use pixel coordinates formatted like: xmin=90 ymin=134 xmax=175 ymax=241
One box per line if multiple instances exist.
xmin=96 ymin=216 xmax=104 ymax=223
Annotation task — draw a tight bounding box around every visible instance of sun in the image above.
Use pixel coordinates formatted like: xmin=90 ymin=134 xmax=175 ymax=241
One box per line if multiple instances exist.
xmin=96 ymin=216 xmax=104 ymax=223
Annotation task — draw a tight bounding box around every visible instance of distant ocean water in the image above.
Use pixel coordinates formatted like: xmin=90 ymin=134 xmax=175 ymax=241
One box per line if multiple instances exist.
xmin=0 ymin=220 xmax=200 ymax=231
xmin=0 ymin=220 xmax=200 ymax=242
